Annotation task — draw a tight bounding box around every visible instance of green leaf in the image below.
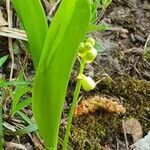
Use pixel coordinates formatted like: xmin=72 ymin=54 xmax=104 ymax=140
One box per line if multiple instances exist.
xmin=90 ymin=0 xmax=100 ymax=23
xmin=14 ymin=124 xmax=38 ymax=136
xmin=14 ymin=98 xmax=31 ymax=114
xmin=11 ymin=74 xmax=30 ymax=114
xmin=101 ymin=0 xmax=112 ymax=9
xmin=0 ymin=55 xmax=8 ymax=68
xmin=0 ymin=80 xmax=27 ymax=88
xmin=88 ymin=23 xmax=109 ymax=32
xmin=17 ymin=111 xmax=33 ymax=125
xmin=32 ymin=0 xmax=91 ymax=149
xmin=12 ymin=0 xmax=48 ymax=68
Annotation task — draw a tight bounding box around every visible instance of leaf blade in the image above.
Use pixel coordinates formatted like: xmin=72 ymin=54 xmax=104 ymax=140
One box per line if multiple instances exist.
xmin=32 ymin=0 xmax=91 ymax=149
xmin=0 ymin=55 xmax=8 ymax=68
xmin=12 ymin=0 xmax=48 ymax=68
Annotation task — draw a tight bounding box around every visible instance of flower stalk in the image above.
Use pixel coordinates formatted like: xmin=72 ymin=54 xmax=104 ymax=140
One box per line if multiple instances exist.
xmin=63 ymin=38 xmax=97 ymax=150
xmin=62 ymin=61 xmax=85 ymax=150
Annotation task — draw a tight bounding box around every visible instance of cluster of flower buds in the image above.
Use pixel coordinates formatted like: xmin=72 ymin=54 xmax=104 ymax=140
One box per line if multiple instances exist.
xmin=77 ymin=38 xmax=97 ymax=63
xmin=77 ymin=38 xmax=97 ymax=91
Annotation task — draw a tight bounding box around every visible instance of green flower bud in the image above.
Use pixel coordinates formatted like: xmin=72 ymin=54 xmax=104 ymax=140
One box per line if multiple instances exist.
xmin=86 ymin=38 xmax=95 ymax=46
xmin=77 ymin=42 xmax=85 ymax=56
xmin=77 ymin=74 xmax=96 ymax=91
xmin=84 ymin=42 xmax=93 ymax=49
xmin=82 ymin=47 xmax=97 ymax=63
xmin=77 ymin=42 xmax=91 ymax=57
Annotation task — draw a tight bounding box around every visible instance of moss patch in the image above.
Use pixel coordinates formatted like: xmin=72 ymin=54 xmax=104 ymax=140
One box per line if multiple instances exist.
xmin=71 ymin=76 xmax=150 ymax=149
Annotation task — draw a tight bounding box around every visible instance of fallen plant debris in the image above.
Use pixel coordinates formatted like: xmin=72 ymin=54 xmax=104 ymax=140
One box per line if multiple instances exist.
xmin=123 ymin=118 xmax=143 ymax=142
xmin=74 ymin=95 xmax=126 ymax=117
xmin=0 ymin=9 xmax=8 ymax=27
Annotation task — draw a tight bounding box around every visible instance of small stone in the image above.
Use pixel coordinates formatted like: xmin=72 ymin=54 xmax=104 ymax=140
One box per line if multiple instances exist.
xmin=120 ymin=33 xmax=128 ymax=38
xmin=135 ymin=34 xmax=146 ymax=43
xmin=130 ymin=33 xmax=136 ymax=42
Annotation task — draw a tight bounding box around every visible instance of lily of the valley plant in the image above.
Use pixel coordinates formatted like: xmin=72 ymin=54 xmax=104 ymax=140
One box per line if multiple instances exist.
xmin=11 ymin=0 xmax=106 ymax=149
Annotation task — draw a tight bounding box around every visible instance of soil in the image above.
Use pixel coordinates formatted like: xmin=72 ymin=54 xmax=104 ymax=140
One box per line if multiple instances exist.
xmin=0 ymin=0 xmax=150 ymax=150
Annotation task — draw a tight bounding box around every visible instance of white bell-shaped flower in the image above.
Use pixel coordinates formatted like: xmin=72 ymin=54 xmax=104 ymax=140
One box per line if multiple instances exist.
xmin=77 ymin=74 xmax=96 ymax=91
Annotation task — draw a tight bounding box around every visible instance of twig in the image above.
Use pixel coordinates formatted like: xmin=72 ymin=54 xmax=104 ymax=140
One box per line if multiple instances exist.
xmin=47 ymin=0 xmax=61 ymax=19
xmin=140 ymin=115 xmax=150 ymax=122
xmin=6 ymin=0 xmax=14 ymax=80
xmin=122 ymin=120 xmax=129 ymax=150
xmin=95 ymin=9 xmax=105 ymax=24
xmin=116 ymin=137 xmax=119 ymax=150
xmin=144 ymin=34 xmax=150 ymax=52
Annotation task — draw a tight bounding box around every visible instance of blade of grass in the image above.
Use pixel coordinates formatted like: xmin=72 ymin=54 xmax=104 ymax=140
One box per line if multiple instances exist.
xmin=4 ymin=124 xmax=38 ymax=136
xmin=17 ymin=111 xmax=72 ymax=149
xmin=11 ymin=74 xmax=29 ymax=114
xmin=12 ymin=0 xmax=48 ymax=68
xmin=17 ymin=111 xmax=33 ymax=125
xmin=0 ymin=55 xmax=8 ymax=68
xmin=32 ymin=0 xmax=91 ymax=149
xmin=14 ymin=98 xmax=31 ymax=113
xmin=14 ymin=124 xmax=38 ymax=135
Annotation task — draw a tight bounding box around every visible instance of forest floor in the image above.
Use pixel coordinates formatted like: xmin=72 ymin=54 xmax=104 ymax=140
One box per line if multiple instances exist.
xmin=0 ymin=0 xmax=150 ymax=149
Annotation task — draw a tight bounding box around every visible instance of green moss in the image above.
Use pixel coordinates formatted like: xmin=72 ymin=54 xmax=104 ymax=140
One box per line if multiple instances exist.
xmin=71 ymin=76 xmax=150 ymax=149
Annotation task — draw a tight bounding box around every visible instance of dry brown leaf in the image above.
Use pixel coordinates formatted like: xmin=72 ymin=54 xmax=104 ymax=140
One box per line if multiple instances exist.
xmin=3 ymin=122 xmax=16 ymax=132
xmin=32 ymin=134 xmax=45 ymax=150
xmin=5 ymin=142 xmax=27 ymax=150
xmin=123 ymin=118 xmax=143 ymax=142
xmin=0 ymin=27 xmax=27 ymax=41
xmin=0 ymin=10 xmax=8 ymax=27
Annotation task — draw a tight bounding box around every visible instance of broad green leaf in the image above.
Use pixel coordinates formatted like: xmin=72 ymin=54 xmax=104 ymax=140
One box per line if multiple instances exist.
xmin=12 ymin=0 xmax=48 ymax=68
xmin=0 ymin=55 xmax=8 ymax=68
xmin=32 ymin=0 xmax=91 ymax=149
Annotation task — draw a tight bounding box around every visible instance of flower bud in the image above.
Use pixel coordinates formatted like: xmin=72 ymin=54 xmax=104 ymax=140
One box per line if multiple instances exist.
xmin=77 ymin=42 xmax=85 ymax=56
xmin=86 ymin=38 xmax=95 ymax=46
xmin=84 ymin=42 xmax=93 ymax=49
xmin=82 ymin=47 xmax=97 ymax=63
xmin=77 ymin=74 xmax=96 ymax=91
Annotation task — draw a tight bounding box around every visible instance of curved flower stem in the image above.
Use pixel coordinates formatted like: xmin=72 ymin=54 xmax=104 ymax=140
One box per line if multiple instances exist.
xmin=63 ymin=62 xmax=85 ymax=150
